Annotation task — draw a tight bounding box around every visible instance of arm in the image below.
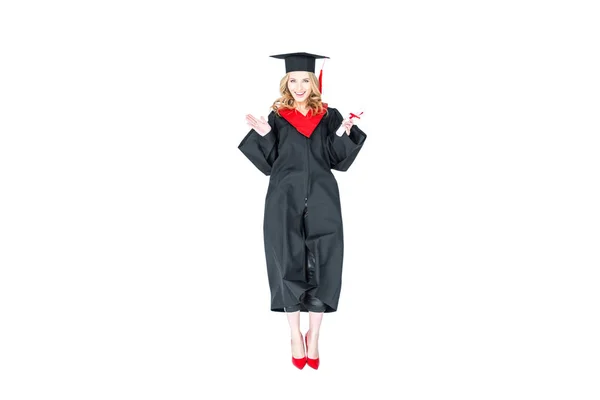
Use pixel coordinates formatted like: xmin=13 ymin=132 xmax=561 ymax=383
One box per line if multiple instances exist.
xmin=238 ymin=111 xmax=278 ymax=176
xmin=326 ymin=108 xmax=367 ymax=171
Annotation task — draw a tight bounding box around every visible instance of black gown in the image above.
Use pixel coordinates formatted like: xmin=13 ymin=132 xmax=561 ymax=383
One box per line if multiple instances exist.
xmin=238 ymin=107 xmax=367 ymax=313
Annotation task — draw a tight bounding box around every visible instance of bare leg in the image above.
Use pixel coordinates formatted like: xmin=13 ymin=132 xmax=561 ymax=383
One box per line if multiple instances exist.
xmin=307 ymin=311 xmax=324 ymax=359
xmin=286 ymin=311 xmax=305 ymax=358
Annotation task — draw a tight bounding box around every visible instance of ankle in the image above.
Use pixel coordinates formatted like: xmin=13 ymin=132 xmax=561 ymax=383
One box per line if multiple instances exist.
xmin=291 ymin=330 xmax=303 ymax=338
xmin=307 ymin=330 xmax=319 ymax=340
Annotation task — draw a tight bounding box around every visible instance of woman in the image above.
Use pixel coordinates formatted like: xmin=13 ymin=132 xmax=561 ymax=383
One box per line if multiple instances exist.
xmin=238 ymin=52 xmax=367 ymax=370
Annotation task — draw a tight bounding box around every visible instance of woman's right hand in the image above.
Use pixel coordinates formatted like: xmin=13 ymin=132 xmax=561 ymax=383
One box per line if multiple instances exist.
xmin=246 ymin=114 xmax=272 ymax=136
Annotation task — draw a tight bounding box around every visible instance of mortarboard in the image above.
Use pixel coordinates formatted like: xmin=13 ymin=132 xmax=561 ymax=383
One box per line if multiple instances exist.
xmin=270 ymin=52 xmax=329 ymax=93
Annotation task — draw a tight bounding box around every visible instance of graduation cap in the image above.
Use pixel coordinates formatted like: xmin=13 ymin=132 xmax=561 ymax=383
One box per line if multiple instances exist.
xmin=270 ymin=52 xmax=329 ymax=93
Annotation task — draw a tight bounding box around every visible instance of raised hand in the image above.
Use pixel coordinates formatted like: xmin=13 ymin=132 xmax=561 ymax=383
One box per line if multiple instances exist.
xmin=340 ymin=118 xmax=354 ymax=135
xmin=246 ymin=114 xmax=272 ymax=136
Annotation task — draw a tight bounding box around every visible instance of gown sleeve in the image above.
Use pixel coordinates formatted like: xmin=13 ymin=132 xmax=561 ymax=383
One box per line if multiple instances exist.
xmin=238 ymin=111 xmax=278 ymax=176
xmin=326 ymin=107 xmax=367 ymax=171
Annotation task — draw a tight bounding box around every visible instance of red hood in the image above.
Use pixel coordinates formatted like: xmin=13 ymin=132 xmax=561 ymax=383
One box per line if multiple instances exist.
xmin=278 ymin=103 xmax=328 ymax=138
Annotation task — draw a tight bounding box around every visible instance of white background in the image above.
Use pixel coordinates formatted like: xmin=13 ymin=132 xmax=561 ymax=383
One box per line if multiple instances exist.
xmin=1 ymin=0 xmax=599 ymax=399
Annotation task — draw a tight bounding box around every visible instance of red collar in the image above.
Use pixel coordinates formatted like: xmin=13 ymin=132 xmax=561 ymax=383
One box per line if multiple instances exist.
xmin=278 ymin=104 xmax=328 ymax=138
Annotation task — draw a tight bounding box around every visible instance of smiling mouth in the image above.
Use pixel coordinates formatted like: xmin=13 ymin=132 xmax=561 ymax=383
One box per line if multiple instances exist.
xmin=294 ymin=92 xmax=306 ymax=96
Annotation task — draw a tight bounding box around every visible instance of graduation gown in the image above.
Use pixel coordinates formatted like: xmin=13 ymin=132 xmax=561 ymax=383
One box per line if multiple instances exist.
xmin=238 ymin=106 xmax=367 ymax=312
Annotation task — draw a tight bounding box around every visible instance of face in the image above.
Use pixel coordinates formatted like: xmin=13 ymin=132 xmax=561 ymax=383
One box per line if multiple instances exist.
xmin=287 ymin=71 xmax=312 ymax=103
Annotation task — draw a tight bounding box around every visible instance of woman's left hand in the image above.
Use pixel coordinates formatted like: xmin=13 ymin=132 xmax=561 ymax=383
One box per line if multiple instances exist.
xmin=340 ymin=118 xmax=354 ymax=135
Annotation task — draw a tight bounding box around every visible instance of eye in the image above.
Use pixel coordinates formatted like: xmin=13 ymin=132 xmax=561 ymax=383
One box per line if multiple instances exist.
xmin=303 ymin=79 xmax=309 ymax=83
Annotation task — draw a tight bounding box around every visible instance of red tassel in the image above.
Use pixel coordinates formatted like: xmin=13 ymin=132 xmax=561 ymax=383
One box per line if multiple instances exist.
xmin=318 ymin=68 xmax=323 ymax=94
xmin=318 ymin=59 xmax=325 ymax=94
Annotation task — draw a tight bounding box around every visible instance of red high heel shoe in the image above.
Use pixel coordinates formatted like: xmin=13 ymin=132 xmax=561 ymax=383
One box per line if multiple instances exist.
xmin=305 ymin=330 xmax=320 ymax=370
xmin=291 ymin=334 xmax=307 ymax=369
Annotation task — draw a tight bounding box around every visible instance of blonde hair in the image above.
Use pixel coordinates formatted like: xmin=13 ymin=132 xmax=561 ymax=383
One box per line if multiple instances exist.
xmin=271 ymin=72 xmax=327 ymax=116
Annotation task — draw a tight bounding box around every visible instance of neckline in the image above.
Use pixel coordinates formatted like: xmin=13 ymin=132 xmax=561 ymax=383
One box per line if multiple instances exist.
xmin=296 ymin=108 xmax=309 ymax=117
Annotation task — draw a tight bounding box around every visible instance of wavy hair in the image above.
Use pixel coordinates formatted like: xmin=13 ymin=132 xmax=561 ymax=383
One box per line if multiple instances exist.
xmin=271 ymin=72 xmax=327 ymax=117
